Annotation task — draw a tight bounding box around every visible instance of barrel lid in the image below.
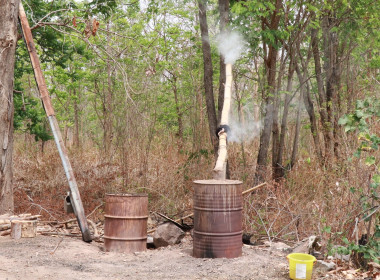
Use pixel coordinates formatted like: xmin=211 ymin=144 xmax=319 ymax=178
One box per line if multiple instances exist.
xmin=193 ymin=179 xmax=242 ymax=185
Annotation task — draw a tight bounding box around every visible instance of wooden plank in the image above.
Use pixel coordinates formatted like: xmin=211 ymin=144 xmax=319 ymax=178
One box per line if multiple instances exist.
xmin=18 ymin=3 xmax=91 ymax=242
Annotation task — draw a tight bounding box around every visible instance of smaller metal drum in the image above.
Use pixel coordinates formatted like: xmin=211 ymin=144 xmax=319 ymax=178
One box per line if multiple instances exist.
xmin=104 ymin=193 xmax=148 ymax=253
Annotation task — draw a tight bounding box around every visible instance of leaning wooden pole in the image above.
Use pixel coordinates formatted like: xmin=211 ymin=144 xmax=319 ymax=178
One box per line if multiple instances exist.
xmin=18 ymin=3 xmax=92 ymax=242
xmin=213 ymin=63 xmax=233 ymax=180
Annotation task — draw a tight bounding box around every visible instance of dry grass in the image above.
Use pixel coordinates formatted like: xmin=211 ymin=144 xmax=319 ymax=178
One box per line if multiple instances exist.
xmin=13 ymin=132 xmax=377 ymax=249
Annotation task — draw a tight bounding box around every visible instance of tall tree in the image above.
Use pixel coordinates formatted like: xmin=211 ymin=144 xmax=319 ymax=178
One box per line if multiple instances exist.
xmin=198 ymin=0 xmax=218 ymax=154
xmin=0 ymin=0 xmax=20 ymax=213
xmin=255 ymin=0 xmax=282 ymax=183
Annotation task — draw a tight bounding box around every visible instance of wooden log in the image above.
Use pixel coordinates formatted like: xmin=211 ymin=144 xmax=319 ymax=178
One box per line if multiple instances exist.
xmin=0 ymin=214 xmax=11 ymax=219
xmin=0 ymin=224 xmax=11 ymax=231
xmin=1 ymin=215 xmax=40 ymax=224
xmin=0 ymin=219 xmax=11 ymax=225
xmin=19 ymin=213 xmax=32 ymax=217
xmin=11 ymin=220 xmax=37 ymax=239
xmin=11 ymin=221 xmax=22 ymax=239
xmin=22 ymin=215 xmax=42 ymax=220
xmin=0 ymin=229 xmax=11 ymax=236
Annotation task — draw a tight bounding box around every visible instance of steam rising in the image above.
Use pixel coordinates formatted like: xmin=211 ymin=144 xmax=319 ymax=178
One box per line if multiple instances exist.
xmin=217 ymin=31 xmax=247 ymax=64
xmin=228 ymin=109 xmax=261 ymax=143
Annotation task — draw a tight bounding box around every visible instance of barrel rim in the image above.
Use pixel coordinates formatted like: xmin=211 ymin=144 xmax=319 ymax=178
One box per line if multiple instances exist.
xmin=105 ymin=193 xmax=148 ymax=197
xmin=193 ymin=179 xmax=242 ymax=185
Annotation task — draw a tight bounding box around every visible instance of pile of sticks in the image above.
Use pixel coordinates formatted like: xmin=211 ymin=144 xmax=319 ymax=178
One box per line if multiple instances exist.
xmin=0 ymin=213 xmax=102 ymax=241
xmin=37 ymin=218 xmax=102 ymax=241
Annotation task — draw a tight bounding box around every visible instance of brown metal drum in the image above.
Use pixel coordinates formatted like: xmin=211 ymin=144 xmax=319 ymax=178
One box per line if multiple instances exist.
xmin=104 ymin=194 xmax=148 ymax=253
xmin=193 ymin=180 xmax=243 ymax=258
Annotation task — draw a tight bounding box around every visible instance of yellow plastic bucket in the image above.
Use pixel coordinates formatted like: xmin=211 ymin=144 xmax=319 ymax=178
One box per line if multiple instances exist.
xmin=287 ymin=253 xmax=316 ymax=280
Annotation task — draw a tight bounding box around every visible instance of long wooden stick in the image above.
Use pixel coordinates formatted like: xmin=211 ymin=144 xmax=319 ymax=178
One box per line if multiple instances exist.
xmin=213 ymin=63 xmax=233 ymax=179
xmin=242 ymin=182 xmax=267 ymax=195
xmin=18 ymin=3 xmax=91 ymax=242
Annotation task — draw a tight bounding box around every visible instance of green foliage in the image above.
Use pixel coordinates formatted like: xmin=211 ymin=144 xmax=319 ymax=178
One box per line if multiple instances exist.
xmin=13 ymin=91 xmax=53 ymax=142
xmin=15 ymin=0 xmax=117 ymax=143
xmin=338 ymin=98 xmax=379 ymax=265
xmin=338 ymin=98 xmax=380 ymax=154
xmin=336 ymin=225 xmax=380 ymax=265
xmin=83 ymin=0 xmax=117 ymax=18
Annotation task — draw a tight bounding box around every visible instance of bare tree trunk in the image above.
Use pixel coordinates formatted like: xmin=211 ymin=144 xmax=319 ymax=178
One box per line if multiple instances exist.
xmin=311 ymin=27 xmax=333 ymax=162
xmin=73 ymin=88 xmax=80 ymax=148
xmin=295 ymin=62 xmax=323 ymax=163
xmin=103 ymin=23 xmax=113 ymax=156
xmin=290 ymin=91 xmax=302 ymax=168
xmin=235 ymin=79 xmax=247 ymax=168
xmin=272 ymin=49 xmax=287 ymax=181
xmin=322 ymin=15 xmax=342 ymax=160
xmin=172 ymin=76 xmax=183 ymax=151
xmin=255 ymin=0 xmax=282 ymax=184
xmin=252 ymin=81 xmax=260 ymax=122
xmin=217 ymin=0 xmax=229 ymax=123
xmin=0 ymin=0 xmax=20 ymax=213
xmin=295 ymin=39 xmax=324 ymax=164
xmin=198 ymin=0 xmax=218 ymax=155
xmin=275 ymin=57 xmax=295 ymax=179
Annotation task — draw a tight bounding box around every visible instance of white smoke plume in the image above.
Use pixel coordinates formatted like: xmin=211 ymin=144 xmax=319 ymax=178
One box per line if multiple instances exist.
xmin=217 ymin=31 xmax=247 ymax=64
xmin=228 ymin=113 xmax=261 ymax=143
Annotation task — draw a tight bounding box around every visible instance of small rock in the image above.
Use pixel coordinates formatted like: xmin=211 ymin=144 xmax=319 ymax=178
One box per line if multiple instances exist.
xmin=264 ymin=241 xmax=292 ymax=252
xmin=153 ymin=222 xmax=185 ymax=248
xmin=314 ymin=260 xmax=336 ymax=274
xmin=329 ymin=250 xmax=350 ymax=262
xmin=292 ymin=235 xmax=321 ymax=254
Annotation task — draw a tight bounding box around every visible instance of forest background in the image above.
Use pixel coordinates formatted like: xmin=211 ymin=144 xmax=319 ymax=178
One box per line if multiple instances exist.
xmin=0 ymin=0 xmax=379 ymax=266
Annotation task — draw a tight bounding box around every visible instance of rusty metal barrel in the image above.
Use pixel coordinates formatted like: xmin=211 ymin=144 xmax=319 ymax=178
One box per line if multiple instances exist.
xmin=104 ymin=194 xmax=148 ymax=253
xmin=193 ymin=180 xmax=243 ymax=258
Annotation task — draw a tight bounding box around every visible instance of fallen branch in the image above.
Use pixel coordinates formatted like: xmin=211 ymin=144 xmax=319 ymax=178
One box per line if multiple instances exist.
xmin=38 ymin=220 xmax=59 ymax=224
xmin=39 ymin=232 xmax=82 ymax=238
xmin=50 ymin=237 xmax=64 ymax=255
xmin=22 ymin=215 xmax=42 ymax=220
xmin=148 ymin=213 xmax=194 ymax=234
xmin=153 ymin=212 xmax=190 ymax=230
xmin=86 ymin=203 xmax=104 ymax=218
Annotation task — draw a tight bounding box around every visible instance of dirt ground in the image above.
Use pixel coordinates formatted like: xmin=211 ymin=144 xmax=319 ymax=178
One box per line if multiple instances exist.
xmin=0 ymin=234 xmax=290 ymax=280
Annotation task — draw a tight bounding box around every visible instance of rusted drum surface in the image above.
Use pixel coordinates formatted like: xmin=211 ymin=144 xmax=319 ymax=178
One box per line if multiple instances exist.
xmin=193 ymin=180 xmax=243 ymax=258
xmin=104 ymin=194 xmax=148 ymax=253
